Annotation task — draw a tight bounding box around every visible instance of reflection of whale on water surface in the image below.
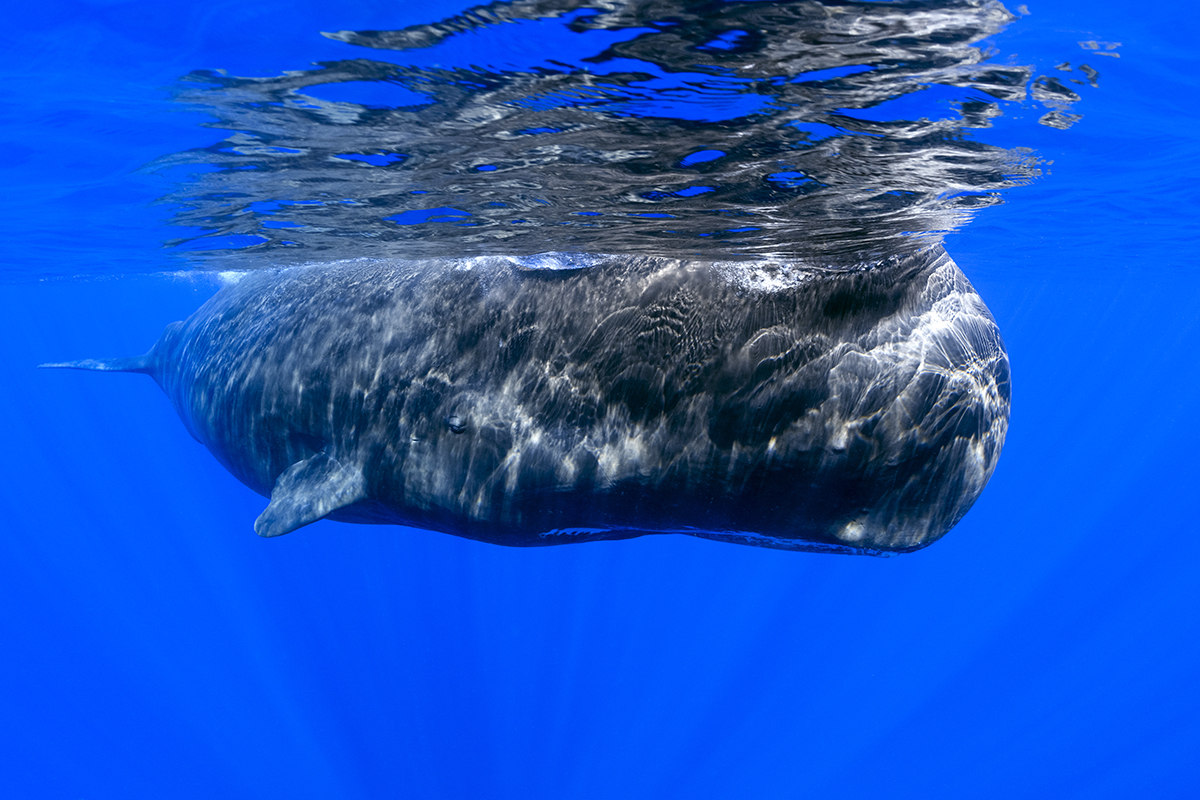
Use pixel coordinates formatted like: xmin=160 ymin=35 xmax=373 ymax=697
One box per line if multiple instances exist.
xmin=43 ymin=247 xmax=1009 ymax=554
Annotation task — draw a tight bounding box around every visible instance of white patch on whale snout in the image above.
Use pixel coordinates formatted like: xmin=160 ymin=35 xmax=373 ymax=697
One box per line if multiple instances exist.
xmin=838 ymin=519 xmax=867 ymax=542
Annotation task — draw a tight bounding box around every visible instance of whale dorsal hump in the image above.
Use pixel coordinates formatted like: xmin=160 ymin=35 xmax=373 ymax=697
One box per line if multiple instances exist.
xmin=254 ymin=452 xmax=367 ymax=538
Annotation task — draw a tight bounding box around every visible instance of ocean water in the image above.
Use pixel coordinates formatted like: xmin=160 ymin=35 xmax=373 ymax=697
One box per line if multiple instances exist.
xmin=2 ymin=1 xmax=1197 ymax=798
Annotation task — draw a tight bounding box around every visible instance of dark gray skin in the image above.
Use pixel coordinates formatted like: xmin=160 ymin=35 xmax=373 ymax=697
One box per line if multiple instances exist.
xmin=44 ymin=249 xmax=1010 ymax=555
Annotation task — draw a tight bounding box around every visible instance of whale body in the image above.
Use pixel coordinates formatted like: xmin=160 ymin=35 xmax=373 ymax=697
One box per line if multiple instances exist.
xmin=44 ymin=250 xmax=1010 ymax=555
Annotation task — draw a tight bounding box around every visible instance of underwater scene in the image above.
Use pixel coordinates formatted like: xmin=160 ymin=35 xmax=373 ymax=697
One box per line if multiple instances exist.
xmin=2 ymin=0 xmax=1197 ymax=797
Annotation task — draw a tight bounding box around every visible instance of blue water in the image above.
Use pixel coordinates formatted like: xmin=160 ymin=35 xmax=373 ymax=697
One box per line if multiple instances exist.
xmin=2 ymin=2 xmax=1198 ymax=798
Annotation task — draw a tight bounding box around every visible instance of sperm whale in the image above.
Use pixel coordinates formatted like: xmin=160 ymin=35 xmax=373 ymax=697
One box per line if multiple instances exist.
xmin=42 ymin=249 xmax=1009 ymax=554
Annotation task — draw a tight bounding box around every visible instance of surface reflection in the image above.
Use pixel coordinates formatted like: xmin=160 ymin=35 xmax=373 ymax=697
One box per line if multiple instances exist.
xmin=158 ymin=0 xmax=1094 ymax=269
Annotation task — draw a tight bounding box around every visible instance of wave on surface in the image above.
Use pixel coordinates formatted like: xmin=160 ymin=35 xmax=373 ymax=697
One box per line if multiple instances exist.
xmin=154 ymin=0 xmax=1099 ymax=271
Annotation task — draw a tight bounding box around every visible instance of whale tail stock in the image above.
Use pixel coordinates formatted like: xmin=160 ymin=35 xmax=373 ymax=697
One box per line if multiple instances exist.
xmin=39 ymin=320 xmax=184 ymax=376
xmin=38 ymin=354 xmax=155 ymax=374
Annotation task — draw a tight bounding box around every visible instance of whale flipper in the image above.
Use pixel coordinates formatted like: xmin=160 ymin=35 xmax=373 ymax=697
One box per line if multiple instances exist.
xmin=254 ymin=453 xmax=368 ymax=538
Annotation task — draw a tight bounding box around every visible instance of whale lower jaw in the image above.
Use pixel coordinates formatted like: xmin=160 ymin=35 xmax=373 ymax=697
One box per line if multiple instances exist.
xmin=540 ymin=527 xmax=920 ymax=557
xmin=313 ymin=510 xmax=929 ymax=556
xmin=318 ymin=500 xmax=954 ymax=556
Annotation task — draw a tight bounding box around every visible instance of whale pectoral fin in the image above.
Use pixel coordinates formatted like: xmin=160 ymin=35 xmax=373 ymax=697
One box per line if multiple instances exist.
xmin=254 ymin=453 xmax=367 ymax=538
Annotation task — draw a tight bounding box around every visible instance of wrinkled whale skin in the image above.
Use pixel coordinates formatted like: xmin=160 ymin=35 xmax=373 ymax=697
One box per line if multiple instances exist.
xmin=49 ymin=250 xmax=1010 ymax=554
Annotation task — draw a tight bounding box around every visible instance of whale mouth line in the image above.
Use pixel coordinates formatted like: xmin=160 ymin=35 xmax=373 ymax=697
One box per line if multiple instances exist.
xmin=536 ymin=526 xmax=908 ymax=557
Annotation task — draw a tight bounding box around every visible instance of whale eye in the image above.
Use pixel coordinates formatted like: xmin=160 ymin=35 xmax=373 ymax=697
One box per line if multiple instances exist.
xmin=445 ymin=414 xmax=467 ymax=434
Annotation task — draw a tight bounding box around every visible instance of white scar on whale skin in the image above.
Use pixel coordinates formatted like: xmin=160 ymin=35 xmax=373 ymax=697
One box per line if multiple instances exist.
xmin=40 ymin=248 xmax=1009 ymax=555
